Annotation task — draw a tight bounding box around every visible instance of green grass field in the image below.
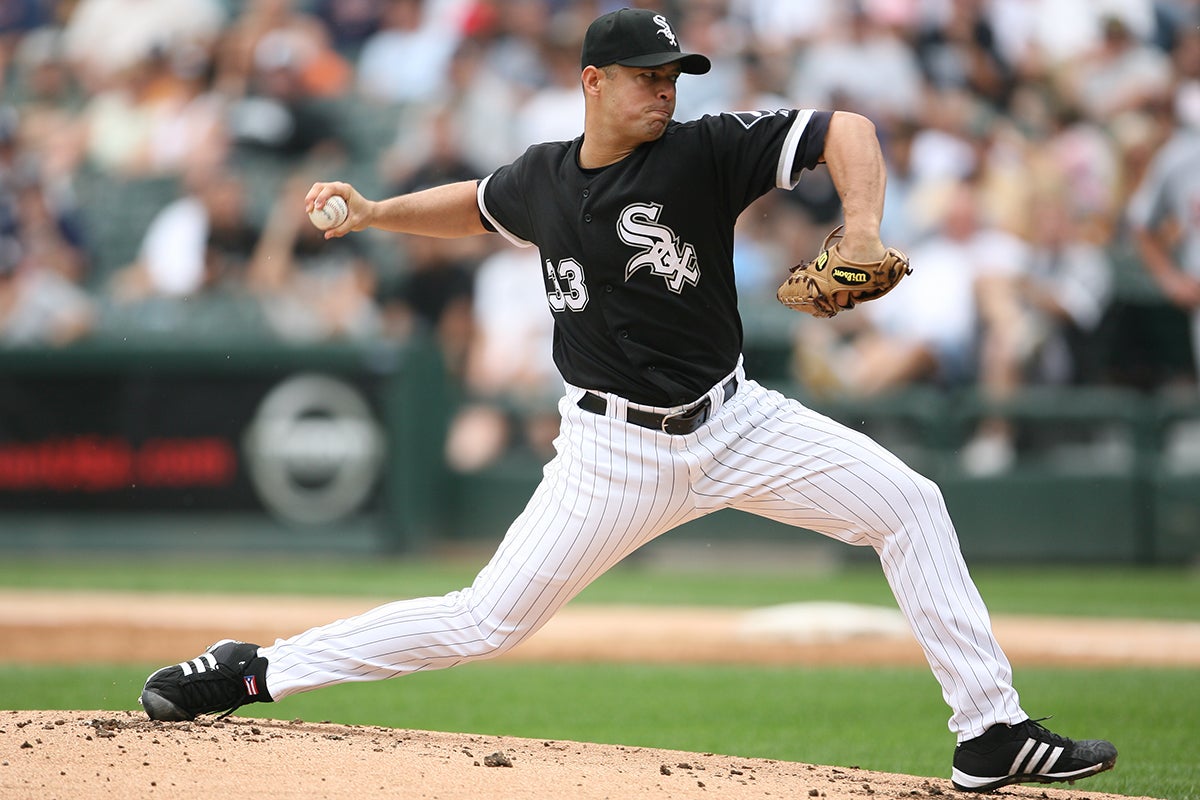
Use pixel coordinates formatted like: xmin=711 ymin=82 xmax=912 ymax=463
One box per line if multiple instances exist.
xmin=2 ymin=558 xmax=1198 ymax=799
xmin=3 ymin=557 xmax=1200 ymax=619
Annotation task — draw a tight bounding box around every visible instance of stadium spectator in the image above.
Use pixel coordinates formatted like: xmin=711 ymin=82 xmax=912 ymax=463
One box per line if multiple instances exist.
xmin=215 ymin=0 xmax=351 ymax=99
xmin=729 ymin=0 xmax=838 ymax=56
xmin=1056 ymin=14 xmax=1173 ymax=123
xmin=0 ymin=0 xmax=55 ymax=84
xmin=5 ymin=27 xmax=81 ymax=186
xmin=443 ymin=243 xmax=560 ymax=472
xmin=911 ymin=0 xmax=1013 ymax=112
xmin=247 ymin=169 xmax=382 ymax=342
xmin=1127 ymin=106 xmax=1200 ymax=386
xmin=438 ymin=37 xmax=523 ymax=172
xmin=72 ymin=45 xmax=228 ymax=179
xmin=787 ymin=4 xmax=924 ymax=122
xmin=224 ymin=30 xmax=348 ymax=165
xmin=1019 ymin=189 xmax=1115 ymax=385
xmin=0 ymin=105 xmax=94 ymax=346
xmin=355 ymin=0 xmax=461 ymax=105
xmin=512 ymin=28 xmax=584 ymax=148
xmin=476 ymin=0 xmax=556 ymax=94
xmin=311 ymin=0 xmax=385 ymax=58
xmin=984 ymin=0 xmax=1157 ymax=78
xmin=107 ymin=165 xmax=257 ymax=303
xmin=61 ymin=0 xmax=226 ymax=92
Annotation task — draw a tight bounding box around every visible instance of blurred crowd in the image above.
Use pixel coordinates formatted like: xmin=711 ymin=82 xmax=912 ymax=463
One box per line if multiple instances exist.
xmin=1 ymin=0 xmax=1199 ymax=471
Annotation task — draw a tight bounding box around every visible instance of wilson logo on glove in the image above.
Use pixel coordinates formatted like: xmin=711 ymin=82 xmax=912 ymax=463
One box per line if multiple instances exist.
xmin=832 ymin=267 xmax=870 ymax=284
xmin=777 ymin=225 xmax=912 ymax=319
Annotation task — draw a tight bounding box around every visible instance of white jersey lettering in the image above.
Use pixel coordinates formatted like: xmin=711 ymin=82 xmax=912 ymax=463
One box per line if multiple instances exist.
xmin=618 ymin=203 xmax=700 ymax=294
xmin=545 ymin=258 xmax=589 ymax=312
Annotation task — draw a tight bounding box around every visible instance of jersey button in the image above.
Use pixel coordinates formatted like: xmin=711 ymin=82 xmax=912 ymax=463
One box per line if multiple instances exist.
xmin=604 ymin=284 xmax=613 ymax=293
xmin=582 ymin=189 xmax=590 ymax=198
xmin=584 ymin=213 xmax=592 ymax=223
xmin=620 ymin=330 xmax=629 ymax=338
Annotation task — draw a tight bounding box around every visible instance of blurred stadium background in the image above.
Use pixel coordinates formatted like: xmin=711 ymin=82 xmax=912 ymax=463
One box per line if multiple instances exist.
xmin=0 ymin=0 xmax=1197 ymax=565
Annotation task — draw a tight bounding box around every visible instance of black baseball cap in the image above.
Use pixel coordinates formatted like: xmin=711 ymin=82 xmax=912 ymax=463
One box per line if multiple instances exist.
xmin=581 ymin=8 xmax=711 ymax=75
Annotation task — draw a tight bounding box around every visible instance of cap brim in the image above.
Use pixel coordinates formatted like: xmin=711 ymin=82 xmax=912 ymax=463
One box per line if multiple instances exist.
xmin=616 ymin=51 xmax=711 ymax=75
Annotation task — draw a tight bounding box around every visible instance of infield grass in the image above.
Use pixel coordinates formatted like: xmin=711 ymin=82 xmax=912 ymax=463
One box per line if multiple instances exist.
xmin=1 ymin=556 xmax=1199 ymax=620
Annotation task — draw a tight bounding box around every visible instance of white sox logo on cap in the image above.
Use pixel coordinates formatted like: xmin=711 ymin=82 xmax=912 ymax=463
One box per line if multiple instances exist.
xmin=653 ymin=14 xmax=677 ymax=46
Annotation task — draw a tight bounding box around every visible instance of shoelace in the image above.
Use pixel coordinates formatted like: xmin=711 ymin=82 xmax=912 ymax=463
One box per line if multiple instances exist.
xmin=215 ymin=698 xmax=253 ymax=721
xmin=1020 ymin=717 xmax=1072 ymax=749
xmin=178 ymin=667 xmax=249 ymax=719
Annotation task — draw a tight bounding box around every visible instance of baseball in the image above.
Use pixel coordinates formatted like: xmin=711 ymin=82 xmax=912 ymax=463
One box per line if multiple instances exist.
xmin=309 ymin=195 xmax=348 ymax=231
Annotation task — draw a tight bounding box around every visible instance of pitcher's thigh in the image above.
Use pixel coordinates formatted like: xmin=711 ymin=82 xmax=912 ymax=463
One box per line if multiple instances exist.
xmin=726 ymin=398 xmax=949 ymax=547
xmin=471 ymin=423 xmax=696 ymax=625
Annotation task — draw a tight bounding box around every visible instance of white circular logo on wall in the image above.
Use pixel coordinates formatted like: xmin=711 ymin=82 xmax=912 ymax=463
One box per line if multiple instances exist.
xmin=244 ymin=374 xmax=384 ymax=525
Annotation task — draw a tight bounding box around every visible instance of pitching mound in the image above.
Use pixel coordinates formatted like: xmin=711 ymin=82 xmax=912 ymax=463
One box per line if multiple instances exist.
xmin=2 ymin=710 xmax=1147 ymax=800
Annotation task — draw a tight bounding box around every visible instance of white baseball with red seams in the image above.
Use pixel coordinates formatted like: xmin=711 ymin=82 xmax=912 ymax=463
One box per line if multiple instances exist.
xmin=308 ymin=195 xmax=348 ymax=230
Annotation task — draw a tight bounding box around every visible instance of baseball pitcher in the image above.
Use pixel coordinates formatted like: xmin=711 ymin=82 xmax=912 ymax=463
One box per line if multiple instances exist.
xmin=140 ymin=8 xmax=1117 ymax=793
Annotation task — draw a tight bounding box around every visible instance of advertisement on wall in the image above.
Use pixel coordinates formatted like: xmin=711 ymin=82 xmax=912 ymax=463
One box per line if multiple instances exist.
xmin=0 ymin=371 xmax=386 ymax=525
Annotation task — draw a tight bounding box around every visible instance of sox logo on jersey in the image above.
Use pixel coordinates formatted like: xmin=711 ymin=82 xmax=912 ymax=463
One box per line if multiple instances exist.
xmin=618 ymin=202 xmax=700 ymax=294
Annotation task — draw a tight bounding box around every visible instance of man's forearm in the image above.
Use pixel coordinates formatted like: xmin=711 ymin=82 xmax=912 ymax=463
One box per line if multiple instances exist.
xmin=367 ymin=180 xmax=489 ymax=238
xmin=822 ymin=111 xmax=886 ymax=251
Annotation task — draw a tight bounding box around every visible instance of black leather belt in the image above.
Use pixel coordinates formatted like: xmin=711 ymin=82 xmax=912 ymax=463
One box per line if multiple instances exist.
xmin=576 ymin=376 xmax=738 ymax=435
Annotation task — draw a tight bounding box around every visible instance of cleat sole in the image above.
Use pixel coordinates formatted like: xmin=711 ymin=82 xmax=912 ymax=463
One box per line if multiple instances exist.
xmin=139 ymin=688 xmax=196 ymax=722
xmin=952 ymin=755 xmax=1117 ymax=793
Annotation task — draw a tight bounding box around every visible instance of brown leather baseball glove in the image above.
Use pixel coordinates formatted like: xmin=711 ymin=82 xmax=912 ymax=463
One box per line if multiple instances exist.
xmin=777 ymin=225 xmax=912 ymax=318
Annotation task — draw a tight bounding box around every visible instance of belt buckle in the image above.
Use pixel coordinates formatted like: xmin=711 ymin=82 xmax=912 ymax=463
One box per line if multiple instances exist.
xmin=661 ymin=398 xmax=710 ymax=435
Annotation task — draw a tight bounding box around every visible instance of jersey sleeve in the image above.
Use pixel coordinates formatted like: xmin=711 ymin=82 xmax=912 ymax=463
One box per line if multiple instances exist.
xmin=777 ymin=109 xmax=832 ymax=188
xmin=696 ymin=109 xmax=832 ymax=212
xmin=477 ymin=156 xmax=537 ymax=249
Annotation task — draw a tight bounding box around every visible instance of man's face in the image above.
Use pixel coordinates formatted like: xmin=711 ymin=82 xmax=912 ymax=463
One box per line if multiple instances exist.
xmin=598 ymin=63 xmax=682 ymax=142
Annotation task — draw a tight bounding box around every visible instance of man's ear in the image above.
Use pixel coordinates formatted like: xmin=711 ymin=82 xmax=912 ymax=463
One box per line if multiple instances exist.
xmin=581 ymin=65 xmax=604 ymax=96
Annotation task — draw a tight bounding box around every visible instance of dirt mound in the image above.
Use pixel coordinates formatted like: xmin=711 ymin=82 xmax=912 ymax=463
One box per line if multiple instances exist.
xmin=1 ymin=710 xmax=1147 ymax=800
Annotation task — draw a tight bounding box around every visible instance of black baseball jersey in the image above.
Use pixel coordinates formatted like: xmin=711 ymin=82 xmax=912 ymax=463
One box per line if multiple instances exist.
xmin=479 ymin=109 xmax=832 ymax=406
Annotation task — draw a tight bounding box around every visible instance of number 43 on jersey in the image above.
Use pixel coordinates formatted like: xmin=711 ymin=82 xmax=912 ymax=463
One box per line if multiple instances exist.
xmin=544 ymin=202 xmax=701 ymax=311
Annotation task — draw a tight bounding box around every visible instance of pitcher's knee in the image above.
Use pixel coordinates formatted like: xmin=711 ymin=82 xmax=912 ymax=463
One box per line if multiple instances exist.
xmin=481 ymin=627 xmax=530 ymax=659
xmin=910 ymin=473 xmax=948 ymax=509
xmin=872 ymin=473 xmax=955 ymax=544
xmin=458 ymin=611 xmax=541 ymax=661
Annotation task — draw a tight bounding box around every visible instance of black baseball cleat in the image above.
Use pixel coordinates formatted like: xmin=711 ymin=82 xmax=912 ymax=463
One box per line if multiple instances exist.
xmin=951 ymin=718 xmax=1117 ymax=792
xmin=139 ymin=639 xmax=273 ymax=721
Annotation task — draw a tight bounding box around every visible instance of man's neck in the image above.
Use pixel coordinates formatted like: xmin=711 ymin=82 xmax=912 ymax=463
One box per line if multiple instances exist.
xmin=577 ymin=129 xmax=644 ymax=169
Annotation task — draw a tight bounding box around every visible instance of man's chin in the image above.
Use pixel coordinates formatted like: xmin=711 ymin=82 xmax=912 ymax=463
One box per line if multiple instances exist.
xmin=644 ymin=118 xmax=671 ymax=139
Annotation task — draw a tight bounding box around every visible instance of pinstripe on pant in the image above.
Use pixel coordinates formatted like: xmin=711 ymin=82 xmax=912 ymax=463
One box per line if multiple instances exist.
xmin=261 ymin=361 xmax=1026 ymax=740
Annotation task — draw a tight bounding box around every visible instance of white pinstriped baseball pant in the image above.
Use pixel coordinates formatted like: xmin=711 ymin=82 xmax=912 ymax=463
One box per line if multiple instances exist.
xmin=260 ymin=360 xmax=1027 ymax=741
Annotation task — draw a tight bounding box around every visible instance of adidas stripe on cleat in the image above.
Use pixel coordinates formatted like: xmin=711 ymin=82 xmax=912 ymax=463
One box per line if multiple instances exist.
xmin=952 ymin=718 xmax=1117 ymax=792
xmin=139 ymin=639 xmax=272 ymax=721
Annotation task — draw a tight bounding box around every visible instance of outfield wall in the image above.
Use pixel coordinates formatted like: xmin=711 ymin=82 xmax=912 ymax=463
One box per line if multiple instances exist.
xmin=0 ymin=339 xmax=1196 ymax=564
